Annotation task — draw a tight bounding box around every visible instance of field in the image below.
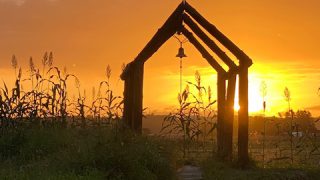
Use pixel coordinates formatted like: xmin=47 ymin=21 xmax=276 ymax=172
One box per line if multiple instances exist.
xmin=1 ymin=61 xmax=320 ymax=179
xmin=144 ymin=115 xmax=320 ymax=166
xmin=0 ymin=120 xmax=319 ymax=180
xmin=0 ymin=124 xmax=176 ymax=179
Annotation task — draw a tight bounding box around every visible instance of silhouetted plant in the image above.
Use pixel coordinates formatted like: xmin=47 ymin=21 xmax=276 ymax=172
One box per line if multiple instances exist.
xmin=11 ymin=55 xmax=18 ymax=78
xmin=284 ymin=87 xmax=294 ymax=164
xmin=260 ymin=81 xmax=267 ymax=167
xmin=0 ymin=54 xmax=123 ymax=130
xmin=161 ymin=71 xmax=217 ymax=158
xmin=87 ymin=65 xmax=123 ymax=128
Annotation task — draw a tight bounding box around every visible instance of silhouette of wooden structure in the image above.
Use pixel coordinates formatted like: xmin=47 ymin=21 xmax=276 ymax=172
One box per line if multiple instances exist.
xmin=120 ymin=2 xmax=253 ymax=165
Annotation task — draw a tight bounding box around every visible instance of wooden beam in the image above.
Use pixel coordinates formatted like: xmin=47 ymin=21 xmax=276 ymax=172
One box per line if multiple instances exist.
xmin=180 ymin=27 xmax=226 ymax=75
xmin=184 ymin=2 xmax=253 ymax=67
xmin=223 ymin=73 xmax=237 ymax=160
xmin=183 ymin=14 xmax=237 ymax=70
xmin=121 ymin=3 xmax=184 ymax=80
xmin=217 ymin=74 xmax=226 ymax=157
xmin=238 ymin=65 xmax=249 ymax=166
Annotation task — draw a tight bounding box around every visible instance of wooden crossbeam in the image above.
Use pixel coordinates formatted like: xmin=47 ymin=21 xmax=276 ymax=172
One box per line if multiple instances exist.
xmin=121 ymin=3 xmax=184 ymax=80
xmin=183 ymin=14 xmax=237 ymax=71
xmin=180 ymin=27 xmax=226 ymax=75
xmin=184 ymin=2 xmax=253 ymax=67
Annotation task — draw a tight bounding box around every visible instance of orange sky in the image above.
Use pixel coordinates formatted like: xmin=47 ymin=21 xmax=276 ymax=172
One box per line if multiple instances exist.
xmin=1 ymin=0 xmax=320 ymax=116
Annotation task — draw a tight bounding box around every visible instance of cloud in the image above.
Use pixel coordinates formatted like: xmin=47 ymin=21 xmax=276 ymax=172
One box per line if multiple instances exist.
xmin=306 ymin=105 xmax=320 ymax=111
xmin=0 ymin=0 xmax=58 ymax=6
xmin=0 ymin=0 xmax=26 ymax=6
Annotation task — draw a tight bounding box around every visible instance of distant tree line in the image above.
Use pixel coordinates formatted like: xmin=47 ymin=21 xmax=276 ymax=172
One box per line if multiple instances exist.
xmin=250 ymin=110 xmax=317 ymax=136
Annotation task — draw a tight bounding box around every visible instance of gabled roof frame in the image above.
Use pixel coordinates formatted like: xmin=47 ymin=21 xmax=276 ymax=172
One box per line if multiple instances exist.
xmin=120 ymin=1 xmax=252 ymax=166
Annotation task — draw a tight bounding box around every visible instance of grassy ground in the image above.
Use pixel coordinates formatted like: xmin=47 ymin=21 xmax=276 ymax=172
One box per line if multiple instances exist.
xmin=0 ymin=125 xmax=319 ymax=180
xmin=202 ymin=157 xmax=320 ymax=180
xmin=0 ymin=126 xmax=176 ymax=180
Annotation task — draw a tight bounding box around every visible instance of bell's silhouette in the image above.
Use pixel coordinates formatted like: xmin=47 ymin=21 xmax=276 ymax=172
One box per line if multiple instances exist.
xmin=176 ymin=47 xmax=187 ymax=58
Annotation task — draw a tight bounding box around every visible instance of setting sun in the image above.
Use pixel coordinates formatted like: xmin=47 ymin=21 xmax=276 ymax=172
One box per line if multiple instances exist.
xmin=234 ymin=104 xmax=240 ymax=111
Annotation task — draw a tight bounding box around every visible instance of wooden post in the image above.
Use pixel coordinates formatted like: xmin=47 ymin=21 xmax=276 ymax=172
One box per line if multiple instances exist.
xmin=123 ymin=65 xmax=133 ymax=129
xmin=238 ymin=66 xmax=249 ymax=166
xmin=217 ymin=74 xmax=226 ymax=157
xmin=223 ymin=73 xmax=236 ymax=160
xmin=122 ymin=62 xmax=144 ymax=133
xmin=132 ymin=62 xmax=144 ymax=133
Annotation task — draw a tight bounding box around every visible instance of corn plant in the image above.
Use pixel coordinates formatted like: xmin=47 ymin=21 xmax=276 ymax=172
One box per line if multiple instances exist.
xmin=68 ymin=78 xmax=87 ymax=127
xmin=186 ymin=71 xmax=217 ymax=151
xmin=0 ymin=54 xmax=123 ymax=130
xmin=161 ymin=71 xmax=217 ymax=158
xmin=88 ymin=65 xmax=123 ymax=128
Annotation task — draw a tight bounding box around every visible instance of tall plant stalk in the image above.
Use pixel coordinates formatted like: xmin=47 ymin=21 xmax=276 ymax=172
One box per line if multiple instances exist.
xmin=260 ymin=81 xmax=267 ymax=167
xmin=284 ymin=87 xmax=293 ymax=164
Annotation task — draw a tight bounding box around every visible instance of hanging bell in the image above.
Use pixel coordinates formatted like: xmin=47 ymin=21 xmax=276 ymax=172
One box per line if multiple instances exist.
xmin=176 ymin=47 xmax=187 ymax=58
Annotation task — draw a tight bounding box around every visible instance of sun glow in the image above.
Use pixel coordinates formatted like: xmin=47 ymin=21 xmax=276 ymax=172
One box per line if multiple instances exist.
xmin=145 ymin=60 xmax=320 ymax=116
xmin=234 ymin=104 xmax=240 ymax=111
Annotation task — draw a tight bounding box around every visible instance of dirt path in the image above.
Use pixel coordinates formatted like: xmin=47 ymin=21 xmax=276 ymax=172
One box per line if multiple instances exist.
xmin=177 ymin=165 xmax=203 ymax=180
